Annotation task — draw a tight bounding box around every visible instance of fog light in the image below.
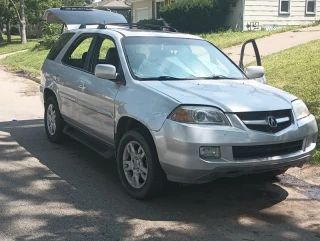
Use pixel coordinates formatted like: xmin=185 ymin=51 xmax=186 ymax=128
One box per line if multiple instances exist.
xmin=200 ymin=147 xmax=221 ymax=158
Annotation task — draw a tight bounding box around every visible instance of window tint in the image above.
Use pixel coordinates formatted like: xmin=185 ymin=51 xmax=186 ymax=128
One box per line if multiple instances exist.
xmin=98 ymin=39 xmax=115 ymax=60
xmin=47 ymin=33 xmax=74 ymax=61
xmin=89 ymin=37 xmax=120 ymax=73
xmin=64 ymin=36 xmax=94 ymax=70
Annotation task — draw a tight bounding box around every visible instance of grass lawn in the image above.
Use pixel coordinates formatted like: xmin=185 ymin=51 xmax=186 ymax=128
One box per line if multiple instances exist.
xmin=201 ymin=24 xmax=318 ymax=49
xmin=262 ymin=40 xmax=320 ymax=164
xmin=0 ymin=48 xmax=49 ymax=77
xmin=0 ymin=35 xmax=39 ymax=55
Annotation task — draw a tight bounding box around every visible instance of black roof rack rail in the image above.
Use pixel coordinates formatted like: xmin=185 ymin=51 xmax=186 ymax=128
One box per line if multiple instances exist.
xmin=60 ymin=6 xmax=93 ymax=11
xmin=76 ymin=22 xmax=178 ymax=32
xmin=106 ymin=23 xmax=178 ymax=32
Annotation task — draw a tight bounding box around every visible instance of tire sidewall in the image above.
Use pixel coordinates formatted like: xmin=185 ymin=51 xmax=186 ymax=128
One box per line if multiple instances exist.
xmin=117 ymin=130 xmax=158 ymax=199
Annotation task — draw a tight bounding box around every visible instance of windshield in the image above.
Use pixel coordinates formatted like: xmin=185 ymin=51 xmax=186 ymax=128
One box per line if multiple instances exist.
xmin=122 ymin=37 xmax=246 ymax=80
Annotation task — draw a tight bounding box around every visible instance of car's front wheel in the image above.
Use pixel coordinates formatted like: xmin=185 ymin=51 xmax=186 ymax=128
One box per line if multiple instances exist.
xmin=44 ymin=96 xmax=65 ymax=143
xmin=117 ymin=129 xmax=166 ymax=199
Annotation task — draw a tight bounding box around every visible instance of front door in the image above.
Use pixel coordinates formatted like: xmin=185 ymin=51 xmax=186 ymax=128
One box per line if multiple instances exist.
xmin=239 ymin=39 xmax=267 ymax=84
xmin=78 ymin=36 xmax=120 ymax=145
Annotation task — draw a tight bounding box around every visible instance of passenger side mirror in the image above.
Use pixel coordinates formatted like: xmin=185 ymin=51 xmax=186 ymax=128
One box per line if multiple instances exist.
xmin=246 ymin=66 xmax=265 ymax=79
xmin=95 ymin=64 xmax=117 ymax=80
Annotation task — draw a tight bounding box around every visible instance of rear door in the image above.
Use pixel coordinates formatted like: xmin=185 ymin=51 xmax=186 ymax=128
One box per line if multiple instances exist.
xmin=77 ymin=35 xmax=121 ymax=145
xmin=58 ymin=34 xmax=96 ymax=125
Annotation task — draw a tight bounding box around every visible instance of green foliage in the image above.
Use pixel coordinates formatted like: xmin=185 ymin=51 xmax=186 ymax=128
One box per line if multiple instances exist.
xmin=160 ymin=0 xmax=237 ymax=33
xmin=137 ymin=19 xmax=164 ymax=26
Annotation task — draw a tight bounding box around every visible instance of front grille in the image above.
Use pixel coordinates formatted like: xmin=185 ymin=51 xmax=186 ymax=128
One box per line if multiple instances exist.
xmin=233 ymin=140 xmax=303 ymax=159
xmin=235 ymin=109 xmax=292 ymax=133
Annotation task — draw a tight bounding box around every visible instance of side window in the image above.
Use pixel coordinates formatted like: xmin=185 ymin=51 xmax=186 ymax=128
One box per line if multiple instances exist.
xmin=64 ymin=36 xmax=94 ymax=70
xmin=89 ymin=37 xmax=120 ymax=73
xmin=99 ymin=39 xmax=115 ymax=60
xmin=47 ymin=33 xmax=75 ymax=61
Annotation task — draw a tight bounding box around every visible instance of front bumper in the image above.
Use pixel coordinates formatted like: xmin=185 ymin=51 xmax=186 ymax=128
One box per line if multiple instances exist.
xmin=152 ymin=114 xmax=318 ymax=184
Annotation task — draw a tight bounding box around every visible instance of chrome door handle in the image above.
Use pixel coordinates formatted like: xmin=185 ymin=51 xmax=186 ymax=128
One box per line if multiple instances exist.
xmin=78 ymin=84 xmax=86 ymax=90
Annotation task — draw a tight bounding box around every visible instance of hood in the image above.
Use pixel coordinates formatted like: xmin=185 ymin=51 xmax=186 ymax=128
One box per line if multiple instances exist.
xmin=143 ymin=80 xmax=297 ymax=112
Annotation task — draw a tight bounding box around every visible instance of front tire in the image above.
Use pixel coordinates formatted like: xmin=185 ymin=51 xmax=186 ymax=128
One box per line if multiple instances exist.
xmin=117 ymin=129 xmax=166 ymax=199
xmin=44 ymin=96 xmax=65 ymax=143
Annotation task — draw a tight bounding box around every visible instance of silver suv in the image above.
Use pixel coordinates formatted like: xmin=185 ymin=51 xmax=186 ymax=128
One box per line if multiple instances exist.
xmin=40 ymin=9 xmax=318 ymax=199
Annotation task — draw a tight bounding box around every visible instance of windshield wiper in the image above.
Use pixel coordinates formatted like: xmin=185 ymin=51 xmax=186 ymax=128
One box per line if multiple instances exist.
xmin=203 ymin=75 xmax=242 ymax=80
xmin=140 ymin=76 xmax=185 ymax=81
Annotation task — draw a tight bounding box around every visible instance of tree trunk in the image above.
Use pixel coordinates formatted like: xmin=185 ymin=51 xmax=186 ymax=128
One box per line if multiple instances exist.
xmin=20 ymin=0 xmax=27 ymax=44
xmin=0 ymin=31 xmax=3 ymax=43
xmin=6 ymin=21 xmax=12 ymax=44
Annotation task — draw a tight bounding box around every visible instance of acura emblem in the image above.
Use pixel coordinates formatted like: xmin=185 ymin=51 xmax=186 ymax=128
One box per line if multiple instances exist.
xmin=267 ymin=116 xmax=278 ymax=128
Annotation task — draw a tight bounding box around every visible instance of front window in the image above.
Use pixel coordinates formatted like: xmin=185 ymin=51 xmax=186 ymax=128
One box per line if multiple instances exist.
xmin=306 ymin=0 xmax=316 ymax=14
xmin=279 ymin=0 xmax=290 ymax=14
xmin=123 ymin=37 xmax=245 ymax=80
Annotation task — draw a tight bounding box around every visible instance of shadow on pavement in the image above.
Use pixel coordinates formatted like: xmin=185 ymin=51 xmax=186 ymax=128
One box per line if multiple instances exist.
xmin=0 ymin=119 xmax=319 ymax=240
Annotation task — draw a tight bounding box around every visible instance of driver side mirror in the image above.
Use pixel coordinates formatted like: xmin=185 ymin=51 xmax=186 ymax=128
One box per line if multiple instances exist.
xmin=95 ymin=64 xmax=117 ymax=80
xmin=246 ymin=66 xmax=265 ymax=79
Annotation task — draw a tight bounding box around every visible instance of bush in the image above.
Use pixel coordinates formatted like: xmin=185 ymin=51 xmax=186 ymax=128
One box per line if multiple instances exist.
xmin=10 ymin=26 xmax=20 ymax=35
xmin=137 ymin=19 xmax=164 ymax=26
xmin=160 ymin=0 xmax=237 ymax=33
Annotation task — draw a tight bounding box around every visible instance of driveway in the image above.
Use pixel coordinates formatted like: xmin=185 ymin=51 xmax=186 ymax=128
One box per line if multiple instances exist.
xmin=0 ymin=67 xmax=319 ymax=240
xmin=224 ymin=25 xmax=320 ymax=66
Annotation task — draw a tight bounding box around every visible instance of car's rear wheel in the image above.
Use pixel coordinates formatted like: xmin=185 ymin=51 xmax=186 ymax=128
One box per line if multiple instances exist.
xmin=117 ymin=129 xmax=166 ymax=199
xmin=44 ymin=96 xmax=65 ymax=143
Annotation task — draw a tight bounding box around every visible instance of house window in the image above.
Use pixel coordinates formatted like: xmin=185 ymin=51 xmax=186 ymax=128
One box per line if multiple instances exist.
xmin=279 ymin=0 xmax=290 ymax=14
xmin=156 ymin=0 xmax=165 ymax=19
xmin=306 ymin=0 xmax=316 ymax=14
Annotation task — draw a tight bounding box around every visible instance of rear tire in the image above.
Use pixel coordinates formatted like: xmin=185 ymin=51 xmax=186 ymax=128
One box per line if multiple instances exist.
xmin=44 ymin=96 xmax=65 ymax=143
xmin=117 ymin=129 xmax=167 ymax=199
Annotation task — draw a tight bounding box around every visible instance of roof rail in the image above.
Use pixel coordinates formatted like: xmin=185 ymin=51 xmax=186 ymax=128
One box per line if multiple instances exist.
xmin=60 ymin=6 xmax=93 ymax=11
xmin=107 ymin=23 xmax=178 ymax=32
xmin=76 ymin=22 xmax=178 ymax=32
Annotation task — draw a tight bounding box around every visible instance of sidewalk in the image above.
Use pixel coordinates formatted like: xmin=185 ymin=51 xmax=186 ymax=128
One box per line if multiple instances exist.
xmin=223 ymin=25 xmax=320 ymax=66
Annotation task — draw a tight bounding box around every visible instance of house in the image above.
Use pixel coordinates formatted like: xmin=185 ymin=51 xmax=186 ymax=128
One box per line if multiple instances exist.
xmin=127 ymin=0 xmax=320 ymax=30
xmin=89 ymin=0 xmax=131 ymax=19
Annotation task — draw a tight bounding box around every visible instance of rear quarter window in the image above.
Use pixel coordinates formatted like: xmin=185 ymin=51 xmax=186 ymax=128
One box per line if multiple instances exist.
xmin=47 ymin=33 xmax=75 ymax=61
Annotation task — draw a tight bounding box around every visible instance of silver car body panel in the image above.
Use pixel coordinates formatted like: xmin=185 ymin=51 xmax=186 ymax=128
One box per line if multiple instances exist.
xmin=40 ymin=27 xmax=318 ymax=184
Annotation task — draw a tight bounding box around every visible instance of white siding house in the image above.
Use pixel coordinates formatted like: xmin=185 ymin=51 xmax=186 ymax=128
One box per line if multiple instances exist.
xmin=127 ymin=0 xmax=320 ymax=30
xmin=241 ymin=0 xmax=320 ymax=30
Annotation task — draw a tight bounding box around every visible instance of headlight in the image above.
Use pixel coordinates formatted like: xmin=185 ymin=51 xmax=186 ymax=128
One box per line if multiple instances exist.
xmin=169 ymin=106 xmax=230 ymax=125
xmin=292 ymin=99 xmax=310 ymax=120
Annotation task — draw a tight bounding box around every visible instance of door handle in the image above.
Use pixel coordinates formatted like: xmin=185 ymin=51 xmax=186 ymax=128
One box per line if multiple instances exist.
xmin=78 ymin=84 xmax=86 ymax=90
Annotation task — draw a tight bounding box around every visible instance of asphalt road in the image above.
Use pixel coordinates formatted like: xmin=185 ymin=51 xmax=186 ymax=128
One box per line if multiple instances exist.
xmin=0 ymin=66 xmax=319 ymax=241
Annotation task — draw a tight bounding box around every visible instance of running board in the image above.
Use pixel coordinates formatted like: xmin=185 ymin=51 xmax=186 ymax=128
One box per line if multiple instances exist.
xmin=63 ymin=125 xmax=115 ymax=159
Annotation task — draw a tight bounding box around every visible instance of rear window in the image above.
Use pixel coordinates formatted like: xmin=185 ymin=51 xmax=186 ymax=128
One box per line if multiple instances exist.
xmin=47 ymin=33 xmax=75 ymax=61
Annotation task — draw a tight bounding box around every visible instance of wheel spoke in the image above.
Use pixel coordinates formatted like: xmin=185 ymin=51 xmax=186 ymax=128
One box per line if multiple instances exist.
xmin=131 ymin=173 xmax=139 ymax=188
xmin=140 ymin=166 xmax=148 ymax=175
xmin=138 ymin=146 xmax=145 ymax=159
xmin=140 ymin=172 xmax=147 ymax=181
xmin=123 ymin=160 xmax=133 ymax=172
xmin=126 ymin=143 xmax=135 ymax=156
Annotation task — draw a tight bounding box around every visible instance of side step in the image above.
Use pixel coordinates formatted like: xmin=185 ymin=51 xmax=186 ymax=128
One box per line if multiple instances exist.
xmin=63 ymin=125 xmax=115 ymax=159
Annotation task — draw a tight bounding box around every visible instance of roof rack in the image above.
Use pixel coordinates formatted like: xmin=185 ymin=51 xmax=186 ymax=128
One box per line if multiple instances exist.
xmin=76 ymin=23 xmax=178 ymax=32
xmin=60 ymin=6 xmax=93 ymax=11
xmin=108 ymin=23 xmax=178 ymax=32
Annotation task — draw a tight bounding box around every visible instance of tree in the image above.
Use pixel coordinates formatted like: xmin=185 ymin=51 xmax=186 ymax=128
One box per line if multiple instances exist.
xmin=0 ymin=0 xmax=15 ymax=43
xmin=9 ymin=0 xmax=27 ymax=43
